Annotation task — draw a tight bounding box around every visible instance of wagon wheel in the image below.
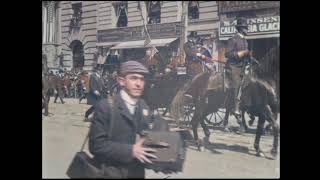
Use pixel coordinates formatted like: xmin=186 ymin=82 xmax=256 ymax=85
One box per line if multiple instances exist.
xmin=204 ymin=108 xmax=226 ymax=127
xmin=182 ymin=103 xmax=195 ymax=127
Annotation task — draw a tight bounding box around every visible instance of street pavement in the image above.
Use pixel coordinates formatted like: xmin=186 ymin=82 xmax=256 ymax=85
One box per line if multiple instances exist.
xmin=42 ymin=98 xmax=280 ymax=178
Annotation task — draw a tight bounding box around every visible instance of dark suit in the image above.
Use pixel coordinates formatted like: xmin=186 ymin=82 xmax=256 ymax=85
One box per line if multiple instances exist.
xmin=225 ymin=33 xmax=249 ymax=112
xmin=85 ymin=73 xmax=104 ymax=118
xmin=88 ymin=93 xmax=150 ymax=178
xmin=87 ymin=73 xmax=104 ymax=105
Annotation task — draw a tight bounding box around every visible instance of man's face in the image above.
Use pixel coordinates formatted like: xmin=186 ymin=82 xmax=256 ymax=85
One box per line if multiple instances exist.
xmin=239 ymin=27 xmax=248 ymax=36
xmin=118 ymin=73 xmax=145 ymax=98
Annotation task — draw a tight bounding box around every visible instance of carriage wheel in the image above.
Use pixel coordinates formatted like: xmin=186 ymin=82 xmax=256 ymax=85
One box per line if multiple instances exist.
xmin=182 ymin=103 xmax=195 ymax=127
xmin=204 ymin=108 xmax=226 ymax=127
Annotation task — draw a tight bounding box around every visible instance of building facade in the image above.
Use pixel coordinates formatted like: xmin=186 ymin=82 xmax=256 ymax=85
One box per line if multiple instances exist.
xmin=42 ymin=1 xmax=62 ymax=71
xmin=42 ymin=1 xmax=220 ymax=72
xmin=217 ymin=1 xmax=280 ymax=65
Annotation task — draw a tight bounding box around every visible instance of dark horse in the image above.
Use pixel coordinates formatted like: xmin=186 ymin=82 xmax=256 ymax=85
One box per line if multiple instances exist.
xmin=170 ymin=48 xmax=279 ymax=159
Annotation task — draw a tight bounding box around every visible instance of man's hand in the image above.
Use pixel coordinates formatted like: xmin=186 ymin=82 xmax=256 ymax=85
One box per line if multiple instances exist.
xmin=237 ymin=50 xmax=250 ymax=58
xmin=132 ymin=137 xmax=157 ymax=164
xmin=94 ymin=90 xmax=100 ymax=96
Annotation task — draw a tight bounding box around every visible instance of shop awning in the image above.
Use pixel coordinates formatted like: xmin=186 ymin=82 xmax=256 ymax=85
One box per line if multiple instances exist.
xmin=96 ymin=42 xmax=120 ymax=47
xmin=110 ymin=38 xmax=177 ymax=49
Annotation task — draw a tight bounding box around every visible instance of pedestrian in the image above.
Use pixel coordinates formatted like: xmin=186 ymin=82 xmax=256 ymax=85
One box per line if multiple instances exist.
xmin=78 ymin=71 xmax=89 ymax=104
xmin=88 ymin=60 xmax=157 ymax=178
xmin=84 ymin=66 xmax=104 ymax=121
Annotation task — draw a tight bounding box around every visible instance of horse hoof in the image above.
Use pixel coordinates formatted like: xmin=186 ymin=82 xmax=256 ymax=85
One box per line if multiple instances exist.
xmin=223 ymin=127 xmax=230 ymax=132
xmin=203 ymin=136 xmax=211 ymax=144
xmin=270 ymin=149 xmax=278 ymax=159
xmin=239 ymin=127 xmax=246 ymax=134
xmin=204 ymin=132 xmax=211 ymax=138
xmin=198 ymin=146 xmax=205 ymax=152
xmin=256 ymin=151 xmax=266 ymax=158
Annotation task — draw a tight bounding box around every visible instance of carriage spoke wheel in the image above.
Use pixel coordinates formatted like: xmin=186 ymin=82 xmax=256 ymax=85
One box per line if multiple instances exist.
xmin=204 ymin=108 xmax=226 ymax=127
xmin=182 ymin=103 xmax=195 ymax=127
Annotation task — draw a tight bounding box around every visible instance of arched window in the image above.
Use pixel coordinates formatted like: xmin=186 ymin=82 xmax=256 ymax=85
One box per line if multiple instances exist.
xmin=188 ymin=1 xmax=199 ymax=20
xmin=147 ymin=1 xmax=161 ymax=24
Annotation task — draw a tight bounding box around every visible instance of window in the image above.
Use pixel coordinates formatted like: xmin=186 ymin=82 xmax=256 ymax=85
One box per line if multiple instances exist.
xmin=114 ymin=2 xmax=128 ymax=27
xmin=188 ymin=1 xmax=199 ymax=20
xmin=147 ymin=1 xmax=161 ymax=24
xmin=69 ymin=3 xmax=82 ymax=33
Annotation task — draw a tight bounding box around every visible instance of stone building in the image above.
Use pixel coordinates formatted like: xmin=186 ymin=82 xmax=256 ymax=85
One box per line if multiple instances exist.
xmin=42 ymin=1 xmax=220 ymax=72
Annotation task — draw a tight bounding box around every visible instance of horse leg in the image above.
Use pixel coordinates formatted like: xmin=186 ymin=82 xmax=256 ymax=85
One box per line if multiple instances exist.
xmin=162 ymin=105 xmax=169 ymax=116
xmin=265 ymin=105 xmax=280 ymax=159
xmin=54 ymin=91 xmax=58 ymax=103
xmin=248 ymin=113 xmax=255 ymax=126
xmin=200 ymin=117 xmax=211 ymax=146
xmin=241 ymin=110 xmax=249 ymax=133
xmin=254 ymin=114 xmax=266 ymax=157
xmin=200 ymin=119 xmax=211 ymax=138
xmin=222 ymin=108 xmax=231 ymax=132
xmin=191 ymin=102 xmax=205 ymax=151
xmin=43 ymin=96 xmax=48 ymax=116
xmin=222 ymin=92 xmax=232 ymax=132
xmin=43 ymin=92 xmax=50 ymax=116
xmin=58 ymin=89 xmax=65 ymax=104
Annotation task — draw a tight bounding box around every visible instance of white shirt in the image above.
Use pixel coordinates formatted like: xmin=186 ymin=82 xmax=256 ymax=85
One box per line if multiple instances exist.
xmin=120 ymin=90 xmax=138 ymax=115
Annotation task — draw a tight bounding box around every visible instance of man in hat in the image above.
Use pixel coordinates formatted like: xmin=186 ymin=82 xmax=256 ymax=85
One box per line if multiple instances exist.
xmin=84 ymin=66 xmax=104 ymax=121
xmin=88 ymin=60 xmax=157 ymax=178
xmin=225 ymin=17 xmax=251 ymax=118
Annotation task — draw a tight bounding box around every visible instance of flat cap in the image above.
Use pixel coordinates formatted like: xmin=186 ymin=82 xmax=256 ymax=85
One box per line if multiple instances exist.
xmin=120 ymin=60 xmax=149 ymax=76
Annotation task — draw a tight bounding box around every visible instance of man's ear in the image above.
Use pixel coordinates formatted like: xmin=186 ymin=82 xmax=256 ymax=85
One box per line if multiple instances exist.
xmin=117 ymin=76 xmax=125 ymax=87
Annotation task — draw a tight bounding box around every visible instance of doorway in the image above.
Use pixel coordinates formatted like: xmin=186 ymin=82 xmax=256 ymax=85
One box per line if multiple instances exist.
xmin=70 ymin=40 xmax=84 ymax=72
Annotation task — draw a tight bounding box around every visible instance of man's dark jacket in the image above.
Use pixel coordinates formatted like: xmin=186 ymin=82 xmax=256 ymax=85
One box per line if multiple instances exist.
xmin=87 ymin=73 xmax=104 ymax=105
xmin=88 ymin=93 xmax=150 ymax=178
xmin=225 ymin=33 xmax=249 ymax=65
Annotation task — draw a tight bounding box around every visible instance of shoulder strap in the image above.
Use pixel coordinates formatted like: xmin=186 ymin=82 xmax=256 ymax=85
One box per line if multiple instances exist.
xmin=80 ymin=98 xmax=115 ymax=151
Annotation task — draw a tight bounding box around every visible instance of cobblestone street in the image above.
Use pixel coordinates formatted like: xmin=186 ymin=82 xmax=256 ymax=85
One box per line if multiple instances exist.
xmin=42 ymin=98 xmax=279 ymax=178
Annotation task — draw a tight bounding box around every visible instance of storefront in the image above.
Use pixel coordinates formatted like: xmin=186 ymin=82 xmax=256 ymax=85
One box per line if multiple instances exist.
xmin=96 ymin=22 xmax=182 ymax=73
xmin=217 ymin=1 xmax=280 ymax=75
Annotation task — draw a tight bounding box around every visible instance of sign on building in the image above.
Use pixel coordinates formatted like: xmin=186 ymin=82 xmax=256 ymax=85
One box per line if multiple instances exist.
xmin=219 ymin=15 xmax=280 ymax=40
xmin=219 ymin=1 xmax=280 ymax=13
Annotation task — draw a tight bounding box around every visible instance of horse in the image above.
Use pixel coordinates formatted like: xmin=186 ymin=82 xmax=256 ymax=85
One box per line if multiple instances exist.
xmin=240 ymin=46 xmax=280 ymax=129
xmin=170 ymin=47 xmax=279 ymax=159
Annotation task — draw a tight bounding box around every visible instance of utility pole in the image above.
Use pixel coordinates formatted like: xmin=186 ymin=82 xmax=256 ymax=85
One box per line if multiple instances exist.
xmin=179 ymin=1 xmax=188 ymax=65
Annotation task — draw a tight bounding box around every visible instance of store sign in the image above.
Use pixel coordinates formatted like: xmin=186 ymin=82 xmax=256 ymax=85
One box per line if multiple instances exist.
xmin=219 ymin=1 xmax=280 ymax=13
xmin=97 ymin=22 xmax=182 ymax=43
xmin=219 ymin=16 xmax=280 ymax=40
